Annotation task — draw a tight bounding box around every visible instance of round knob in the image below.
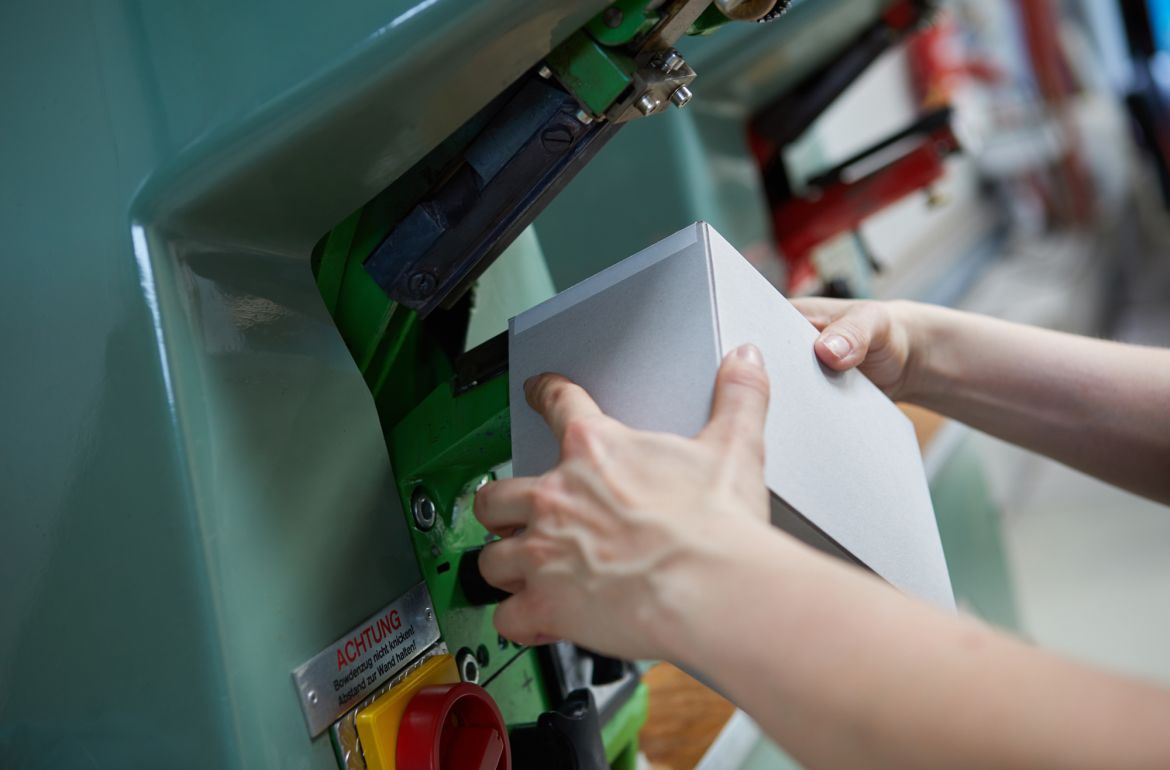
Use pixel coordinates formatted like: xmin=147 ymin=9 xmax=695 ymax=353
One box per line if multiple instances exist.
xmin=397 ymin=682 xmax=510 ymax=770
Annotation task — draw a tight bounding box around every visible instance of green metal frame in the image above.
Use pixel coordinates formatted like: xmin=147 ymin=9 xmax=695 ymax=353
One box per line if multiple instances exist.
xmin=311 ymin=211 xmax=655 ymax=757
xmin=310 ymin=194 xmax=644 ymax=760
xmin=301 ymin=3 xmax=755 ymax=753
xmin=312 ymin=213 xmax=532 ymax=696
xmin=547 ymin=31 xmax=637 ymax=116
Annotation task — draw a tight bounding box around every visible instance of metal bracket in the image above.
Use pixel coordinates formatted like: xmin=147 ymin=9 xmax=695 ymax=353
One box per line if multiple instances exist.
xmin=363 ymin=76 xmax=621 ymax=318
xmin=605 ymin=49 xmax=696 ymax=123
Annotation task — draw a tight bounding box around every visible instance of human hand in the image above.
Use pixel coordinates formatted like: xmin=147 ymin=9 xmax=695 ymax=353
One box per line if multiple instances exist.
xmin=472 ymin=345 xmax=776 ymax=661
xmin=790 ymin=297 xmax=921 ymax=401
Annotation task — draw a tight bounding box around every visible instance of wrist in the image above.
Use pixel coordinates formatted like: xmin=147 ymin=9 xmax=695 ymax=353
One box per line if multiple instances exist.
xmin=891 ymin=300 xmax=942 ymax=404
xmin=648 ymin=517 xmax=799 ymax=670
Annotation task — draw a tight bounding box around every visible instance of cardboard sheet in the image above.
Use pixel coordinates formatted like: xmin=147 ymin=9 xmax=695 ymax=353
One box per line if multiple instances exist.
xmin=509 ymin=222 xmax=954 ymax=610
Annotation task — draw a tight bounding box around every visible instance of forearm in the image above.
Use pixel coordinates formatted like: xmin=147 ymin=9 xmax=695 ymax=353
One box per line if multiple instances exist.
xmin=902 ymin=303 xmax=1170 ymax=504
xmin=665 ymin=525 xmax=1170 ymax=769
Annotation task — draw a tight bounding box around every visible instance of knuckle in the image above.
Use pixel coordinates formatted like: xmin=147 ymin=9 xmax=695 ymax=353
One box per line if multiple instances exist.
xmin=528 ymin=373 xmax=566 ymax=411
xmin=561 ymin=415 xmax=607 ymax=458
xmin=739 ymin=433 xmax=767 ymax=465
xmin=725 ymin=416 xmax=767 ymax=454
xmin=521 ymin=528 xmax=561 ymax=564
xmin=520 ymin=533 xmax=556 ymax=566
xmin=831 ymin=318 xmax=865 ymax=343
xmin=527 ymin=476 xmax=562 ymax=516
xmin=493 ymin=605 xmax=525 ymax=640
xmin=542 ymin=377 xmax=574 ymax=409
xmin=724 ymin=361 xmax=770 ymax=394
xmin=716 ymin=360 xmax=772 ymax=402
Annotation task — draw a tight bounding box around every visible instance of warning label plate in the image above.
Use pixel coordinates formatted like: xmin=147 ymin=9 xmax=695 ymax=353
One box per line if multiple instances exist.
xmin=292 ymin=582 xmax=440 ymax=737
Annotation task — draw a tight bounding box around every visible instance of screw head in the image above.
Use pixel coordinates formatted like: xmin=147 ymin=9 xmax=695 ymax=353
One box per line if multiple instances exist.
xmin=602 ymin=6 xmax=623 ymax=28
xmin=669 ymin=85 xmax=693 ymax=108
xmin=307 ymin=690 xmax=318 ymax=705
xmin=636 ymin=94 xmax=658 ymax=115
xmin=541 ymin=125 xmax=574 ymax=152
xmin=575 ymin=108 xmax=594 ymax=125
xmin=537 ymin=64 xmax=552 ymax=79
xmin=407 ymin=271 xmax=437 ymax=299
xmin=660 ymin=50 xmax=684 ymax=73
xmin=411 ymin=487 xmax=436 ymax=531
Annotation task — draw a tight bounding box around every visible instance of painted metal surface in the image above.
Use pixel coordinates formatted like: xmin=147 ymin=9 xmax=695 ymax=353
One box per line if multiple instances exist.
xmin=0 ymin=1 xmax=606 ymax=767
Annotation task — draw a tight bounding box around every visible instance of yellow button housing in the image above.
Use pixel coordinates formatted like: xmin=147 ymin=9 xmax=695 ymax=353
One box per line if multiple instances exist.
xmin=355 ymin=654 xmax=461 ymax=770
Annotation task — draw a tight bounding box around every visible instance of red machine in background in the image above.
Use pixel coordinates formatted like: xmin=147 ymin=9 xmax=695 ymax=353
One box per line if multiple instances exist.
xmin=764 ymin=108 xmax=961 ymax=293
xmin=749 ymin=0 xmax=1000 ymax=295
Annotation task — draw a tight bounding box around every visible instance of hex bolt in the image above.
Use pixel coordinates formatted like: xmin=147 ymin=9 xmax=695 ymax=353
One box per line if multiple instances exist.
xmin=669 ymin=86 xmax=693 ymax=108
xmin=457 ymin=648 xmax=480 ymax=684
xmin=603 ymin=6 xmax=623 ymax=28
xmin=407 ymin=271 xmax=437 ymax=299
xmin=411 ymin=486 xmax=436 ymax=532
xmin=660 ymin=50 xmax=684 ymax=73
xmin=537 ymin=64 xmax=552 ymax=79
xmin=636 ymin=94 xmax=658 ymax=115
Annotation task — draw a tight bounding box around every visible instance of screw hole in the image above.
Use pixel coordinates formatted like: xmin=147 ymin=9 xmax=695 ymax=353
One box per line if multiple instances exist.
xmin=457 ymin=648 xmax=480 ymax=684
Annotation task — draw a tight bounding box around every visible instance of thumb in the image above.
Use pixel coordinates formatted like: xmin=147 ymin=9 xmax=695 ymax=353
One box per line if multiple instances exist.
xmin=702 ymin=344 xmax=770 ymax=458
xmin=812 ymin=302 xmax=886 ymax=371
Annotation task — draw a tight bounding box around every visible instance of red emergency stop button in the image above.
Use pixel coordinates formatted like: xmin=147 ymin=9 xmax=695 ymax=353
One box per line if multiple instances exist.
xmin=397 ymin=682 xmax=510 ymax=770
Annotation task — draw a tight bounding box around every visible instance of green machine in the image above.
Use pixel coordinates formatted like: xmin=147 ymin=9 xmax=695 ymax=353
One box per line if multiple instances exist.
xmin=0 ymin=0 xmax=1017 ymax=768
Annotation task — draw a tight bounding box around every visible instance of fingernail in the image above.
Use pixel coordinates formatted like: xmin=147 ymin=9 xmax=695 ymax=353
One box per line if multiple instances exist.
xmin=731 ymin=343 xmax=763 ymax=366
xmin=822 ymin=334 xmax=851 ymax=359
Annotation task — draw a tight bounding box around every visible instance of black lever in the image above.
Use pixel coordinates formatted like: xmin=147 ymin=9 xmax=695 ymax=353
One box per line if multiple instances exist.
xmin=459 ymin=546 xmax=513 ymax=606
xmin=510 ymin=689 xmax=609 ymax=770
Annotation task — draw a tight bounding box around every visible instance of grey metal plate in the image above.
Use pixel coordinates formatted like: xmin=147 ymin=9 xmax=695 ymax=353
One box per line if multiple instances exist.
xmin=292 ymin=582 xmax=440 ymax=737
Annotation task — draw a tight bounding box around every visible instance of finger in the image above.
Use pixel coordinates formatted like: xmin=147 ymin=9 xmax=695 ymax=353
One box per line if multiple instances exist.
xmin=812 ymin=302 xmax=888 ymax=372
xmin=790 ymin=297 xmax=850 ymax=328
xmin=477 ymin=537 xmax=528 ymax=592
xmin=474 ymin=478 xmax=538 ymax=536
xmin=701 ymin=344 xmax=770 ymax=455
xmin=524 ymin=373 xmax=604 ymax=442
xmin=492 ymin=592 xmax=553 ymax=647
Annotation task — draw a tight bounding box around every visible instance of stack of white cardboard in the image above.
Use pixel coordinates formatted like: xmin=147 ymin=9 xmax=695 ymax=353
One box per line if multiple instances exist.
xmin=508 ymin=222 xmax=954 ymax=610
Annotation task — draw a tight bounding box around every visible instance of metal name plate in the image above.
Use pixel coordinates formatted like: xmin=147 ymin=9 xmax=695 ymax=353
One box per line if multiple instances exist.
xmin=292 ymin=582 xmax=440 ymax=737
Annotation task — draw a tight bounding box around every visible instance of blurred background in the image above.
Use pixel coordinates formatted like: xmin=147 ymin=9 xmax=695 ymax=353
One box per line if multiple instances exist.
xmin=583 ymin=1 xmax=1170 ymax=766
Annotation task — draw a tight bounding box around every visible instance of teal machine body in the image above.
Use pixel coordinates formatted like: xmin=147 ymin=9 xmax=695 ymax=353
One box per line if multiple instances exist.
xmin=0 ymin=0 xmax=1016 ymax=767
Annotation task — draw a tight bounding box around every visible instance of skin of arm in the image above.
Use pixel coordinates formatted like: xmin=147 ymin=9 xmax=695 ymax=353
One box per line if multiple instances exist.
xmin=475 ymin=348 xmax=1170 ymax=769
xmin=791 ymin=298 xmax=1170 ymax=505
